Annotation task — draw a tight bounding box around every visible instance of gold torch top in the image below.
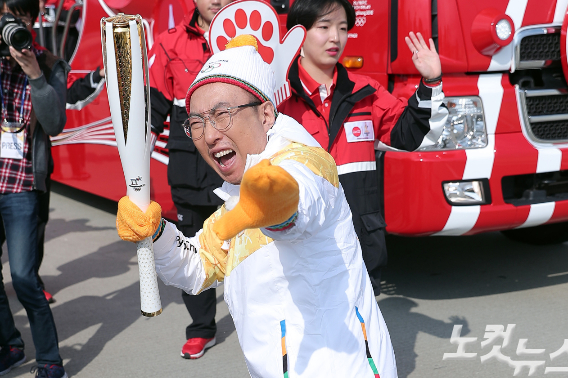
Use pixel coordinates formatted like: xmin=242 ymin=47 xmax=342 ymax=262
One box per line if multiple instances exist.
xmin=100 ymin=12 xmax=149 ymax=144
xmin=102 ymin=13 xmax=139 ymax=27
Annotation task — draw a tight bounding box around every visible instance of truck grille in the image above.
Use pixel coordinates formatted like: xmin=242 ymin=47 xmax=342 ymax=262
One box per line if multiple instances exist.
xmin=519 ymin=33 xmax=560 ymax=61
xmin=514 ymin=25 xmax=560 ymax=70
xmin=502 ymin=170 xmax=568 ymax=206
xmin=529 ymin=120 xmax=568 ymax=140
xmin=514 ymin=25 xmax=568 ymax=143
xmin=525 ymin=94 xmax=568 ymax=115
xmin=519 ymin=90 xmax=568 ymax=143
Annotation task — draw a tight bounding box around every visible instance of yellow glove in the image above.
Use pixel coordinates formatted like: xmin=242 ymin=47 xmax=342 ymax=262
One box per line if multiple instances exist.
xmin=213 ymin=159 xmax=299 ymax=240
xmin=116 ymin=196 xmax=162 ymax=242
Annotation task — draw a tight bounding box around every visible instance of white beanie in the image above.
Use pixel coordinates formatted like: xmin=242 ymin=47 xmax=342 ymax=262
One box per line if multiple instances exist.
xmin=185 ymin=41 xmax=276 ymax=114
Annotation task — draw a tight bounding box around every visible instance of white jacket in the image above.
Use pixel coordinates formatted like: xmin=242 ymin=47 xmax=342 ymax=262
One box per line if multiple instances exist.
xmin=153 ymin=114 xmax=398 ymax=378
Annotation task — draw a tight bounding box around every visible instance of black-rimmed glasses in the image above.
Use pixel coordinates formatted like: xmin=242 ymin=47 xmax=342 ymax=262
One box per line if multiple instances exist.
xmin=183 ymin=101 xmax=262 ymax=140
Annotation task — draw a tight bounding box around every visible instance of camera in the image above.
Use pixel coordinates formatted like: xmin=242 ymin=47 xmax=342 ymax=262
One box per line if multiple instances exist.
xmin=0 ymin=13 xmax=32 ymax=57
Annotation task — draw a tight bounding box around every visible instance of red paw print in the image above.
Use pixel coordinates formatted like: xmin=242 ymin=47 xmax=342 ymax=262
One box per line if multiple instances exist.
xmin=216 ymin=8 xmax=275 ymax=64
xmin=209 ymin=0 xmax=306 ymax=106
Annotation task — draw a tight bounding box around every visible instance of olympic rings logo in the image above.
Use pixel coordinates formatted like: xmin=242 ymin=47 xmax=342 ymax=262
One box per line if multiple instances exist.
xmin=200 ymin=61 xmax=225 ymax=73
xmin=355 ymin=17 xmax=366 ymax=27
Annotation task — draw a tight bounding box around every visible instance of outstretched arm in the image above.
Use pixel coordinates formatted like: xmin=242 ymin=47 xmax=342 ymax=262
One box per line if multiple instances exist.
xmin=213 ymin=159 xmax=300 ymax=240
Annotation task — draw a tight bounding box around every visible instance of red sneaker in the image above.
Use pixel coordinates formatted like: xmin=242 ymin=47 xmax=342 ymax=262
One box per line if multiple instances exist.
xmin=180 ymin=337 xmax=216 ymax=359
xmin=43 ymin=290 xmax=55 ymax=304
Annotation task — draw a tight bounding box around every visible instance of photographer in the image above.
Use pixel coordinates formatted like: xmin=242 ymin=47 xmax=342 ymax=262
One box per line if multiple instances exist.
xmin=0 ymin=0 xmax=68 ymax=377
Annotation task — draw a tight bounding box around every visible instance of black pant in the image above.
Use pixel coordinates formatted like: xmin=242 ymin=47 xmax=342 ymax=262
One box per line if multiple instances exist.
xmin=360 ymin=228 xmax=385 ymax=296
xmin=177 ymin=205 xmax=219 ymax=340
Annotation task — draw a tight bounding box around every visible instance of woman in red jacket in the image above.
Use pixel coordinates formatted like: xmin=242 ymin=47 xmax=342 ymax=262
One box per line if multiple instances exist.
xmin=278 ymin=0 xmax=447 ymax=295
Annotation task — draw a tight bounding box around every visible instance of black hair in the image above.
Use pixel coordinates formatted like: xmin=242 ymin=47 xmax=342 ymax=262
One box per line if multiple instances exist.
xmin=1 ymin=0 xmax=39 ymax=24
xmin=286 ymin=0 xmax=355 ymax=32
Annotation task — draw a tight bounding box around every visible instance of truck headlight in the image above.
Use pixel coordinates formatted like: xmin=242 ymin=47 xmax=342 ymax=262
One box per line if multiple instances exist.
xmin=419 ymin=97 xmax=487 ymax=151
xmin=443 ymin=180 xmax=490 ymax=205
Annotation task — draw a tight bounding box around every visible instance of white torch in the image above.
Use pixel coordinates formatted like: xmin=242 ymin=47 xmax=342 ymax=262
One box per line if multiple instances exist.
xmin=101 ymin=14 xmax=162 ymax=317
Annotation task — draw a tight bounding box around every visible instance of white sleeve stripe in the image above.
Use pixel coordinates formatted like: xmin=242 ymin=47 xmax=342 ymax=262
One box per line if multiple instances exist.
xmin=173 ymin=97 xmax=185 ymax=107
xmin=375 ymin=140 xmax=405 ymax=152
xmin=417 ymin=99 xmax=432 ymax=109
xmin=337 ymin=161 xmax=376 ymax=175
xmin=417 ymin=83 xmax=448 ymax=149
xmin=89 ymin=72 xmax=97 ymax=89
xmin=66 ymin=78 xmax=106 ymax=110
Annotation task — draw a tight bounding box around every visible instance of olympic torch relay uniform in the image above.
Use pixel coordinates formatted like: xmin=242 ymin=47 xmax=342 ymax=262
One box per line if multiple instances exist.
xmin=114 ymin=39 xmax=398 ymax=377
xmin=152 ymin=112 xmax=397 ymax=378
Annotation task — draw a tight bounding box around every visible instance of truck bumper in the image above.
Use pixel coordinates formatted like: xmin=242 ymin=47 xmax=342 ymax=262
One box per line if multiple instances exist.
xmin=383 ymin=132 xmax=568 ymax=236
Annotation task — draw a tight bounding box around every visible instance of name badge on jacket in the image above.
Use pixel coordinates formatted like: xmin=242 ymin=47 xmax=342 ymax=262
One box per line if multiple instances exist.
xmin=344 ymin=120 xmax=374 ymax=143
xmin=0 ymin=130 xmax=25 ymax=159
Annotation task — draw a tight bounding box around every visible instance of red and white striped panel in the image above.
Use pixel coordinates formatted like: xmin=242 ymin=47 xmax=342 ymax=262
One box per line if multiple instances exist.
xmin=435 ymin=74 xmax=504 ymax=235
xmin=481 ymin=0 xmax=568 ymax=72
xmin=437 ymin=92 xmax=566 ymax=234
xmin=434 ymin=0 xmax=568 ymax=235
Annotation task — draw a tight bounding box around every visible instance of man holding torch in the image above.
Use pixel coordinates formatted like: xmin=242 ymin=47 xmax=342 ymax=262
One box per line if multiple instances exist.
xmin=117 ymin=37 xmax=398 ymax=378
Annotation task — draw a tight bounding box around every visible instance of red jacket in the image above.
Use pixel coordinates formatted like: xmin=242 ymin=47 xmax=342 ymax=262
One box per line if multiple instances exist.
xmin=45 ymin=0 xmax=76 ymax=10
xmin=148 ymin=10 xmax=222 ymax=207
xmin=278 ymin=58 xmax=442 ymax=171
xmin=149 ymin=11 xmax=211 ymax=148
xmin=278 ymin=57 xmax=446 ymax=291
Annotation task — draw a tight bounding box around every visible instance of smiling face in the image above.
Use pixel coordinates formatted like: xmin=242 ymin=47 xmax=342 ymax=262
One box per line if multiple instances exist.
xmin=194 ymin=0 xmax=232 ymax=31
xmin=301 ymin=5 xmax=348 ymax=74
xmin=189 ymin=82 xmax=275 ymax=184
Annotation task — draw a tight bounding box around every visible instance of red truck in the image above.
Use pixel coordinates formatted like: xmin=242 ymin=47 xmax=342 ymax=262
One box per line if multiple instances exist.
xmin=46 ymin=0 xmax=568 ymax=244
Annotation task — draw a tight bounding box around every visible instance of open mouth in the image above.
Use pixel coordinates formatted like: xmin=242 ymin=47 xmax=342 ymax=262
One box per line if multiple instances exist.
xmin=214 ymin=149 xmax=236 ymax=168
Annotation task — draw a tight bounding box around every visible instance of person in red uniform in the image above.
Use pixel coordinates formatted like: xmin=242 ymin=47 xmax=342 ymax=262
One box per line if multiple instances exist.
xmin=279 ymin=0 xmax=448 ymax=295
xmin=148 ymin=0 xmax=232 ymax=359
xmin=40 ymin=0 xmax=80 ymax=61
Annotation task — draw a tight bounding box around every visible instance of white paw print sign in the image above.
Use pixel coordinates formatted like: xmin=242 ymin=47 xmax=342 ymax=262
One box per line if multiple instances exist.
xmin=208 ymin=0 xmax=306 ymax=106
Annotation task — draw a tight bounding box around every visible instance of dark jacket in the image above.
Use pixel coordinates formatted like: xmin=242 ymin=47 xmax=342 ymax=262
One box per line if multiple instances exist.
xmin=30 ymin=50 xmax=70 ymax=192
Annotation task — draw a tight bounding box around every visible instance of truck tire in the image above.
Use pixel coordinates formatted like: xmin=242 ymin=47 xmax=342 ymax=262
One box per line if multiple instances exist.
xmin=501 ymin=222 xmax=568 ymax=245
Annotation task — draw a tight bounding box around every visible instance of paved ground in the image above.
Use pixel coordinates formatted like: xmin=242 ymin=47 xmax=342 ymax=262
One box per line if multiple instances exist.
xmin=2 ymin=182 xmax=568 ymax=377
